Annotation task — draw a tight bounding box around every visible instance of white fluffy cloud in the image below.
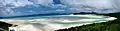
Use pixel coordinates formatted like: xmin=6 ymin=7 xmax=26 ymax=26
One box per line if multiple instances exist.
xmin=0 ymin=0 xmax=119 ymax=17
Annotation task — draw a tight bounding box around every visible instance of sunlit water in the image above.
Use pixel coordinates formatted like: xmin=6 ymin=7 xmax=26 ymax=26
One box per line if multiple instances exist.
xmin=0 ymin=14 xmax=117 ymax=31
xmin=0 ymin=0 xmax=119 ymax=31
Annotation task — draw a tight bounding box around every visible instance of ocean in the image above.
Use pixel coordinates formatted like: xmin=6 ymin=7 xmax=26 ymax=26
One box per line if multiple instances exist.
xmin=0 ymin=14 xmax=116 ymax=31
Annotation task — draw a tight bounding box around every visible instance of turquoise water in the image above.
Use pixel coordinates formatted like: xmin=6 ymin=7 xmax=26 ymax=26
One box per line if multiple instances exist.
xmin=0 ymin=14 xmax=116 ymax=31
xmin=0 ymin=14 xmax=115 ymax=24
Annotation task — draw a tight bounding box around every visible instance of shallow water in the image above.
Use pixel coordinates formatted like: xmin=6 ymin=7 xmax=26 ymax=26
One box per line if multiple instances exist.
xmin=0 ymin=14 xmax=117 ymax=31
xmin=0 ymin=0 xmax=119 ymax=31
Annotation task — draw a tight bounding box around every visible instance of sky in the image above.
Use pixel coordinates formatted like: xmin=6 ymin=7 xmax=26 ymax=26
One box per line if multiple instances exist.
xmin=0 ymin=0 xmax=119 ymax=17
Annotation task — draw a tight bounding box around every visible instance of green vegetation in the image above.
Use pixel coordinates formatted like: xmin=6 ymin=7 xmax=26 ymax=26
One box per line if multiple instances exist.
xmin=0 ymin=13 xmax=120 ymax=31
xmin=0 ymin=22 xmax=13 ymax=31
xmin=56 ymin=13 xmax=120 ymax=31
